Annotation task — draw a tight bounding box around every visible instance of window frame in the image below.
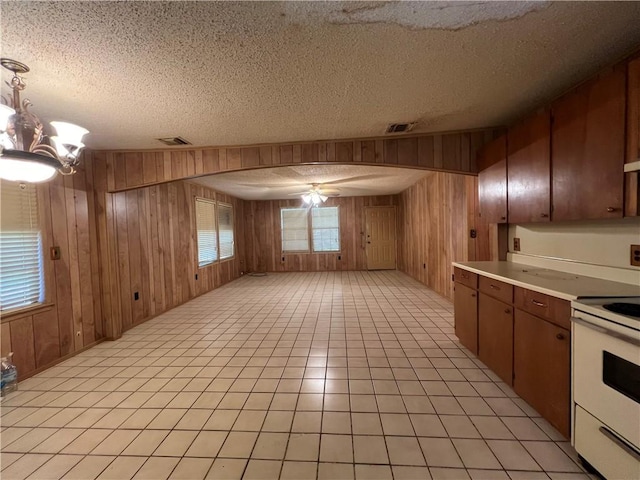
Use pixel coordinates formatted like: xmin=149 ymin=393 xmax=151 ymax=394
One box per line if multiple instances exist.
xmin=217 ymin=201 xmax=235 ymax=261
xmin=280 ymin=206 xmax=341 ymax=254
xmin=311 ymin=206 xmax=341 ymax=253
xmin=195 ymin=197 xmax=218 ymax=268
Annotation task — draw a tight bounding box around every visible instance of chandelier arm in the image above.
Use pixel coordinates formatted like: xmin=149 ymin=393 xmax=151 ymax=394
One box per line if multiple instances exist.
xmin=31 ymin=143 xmax=58 ymax=158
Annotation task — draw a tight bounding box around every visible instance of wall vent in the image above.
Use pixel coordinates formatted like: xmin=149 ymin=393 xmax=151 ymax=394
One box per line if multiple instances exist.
xmin=157 ymin=136 xmax=192 ymax=146
xmin=385 ymin=122 xmax=416 ymax=134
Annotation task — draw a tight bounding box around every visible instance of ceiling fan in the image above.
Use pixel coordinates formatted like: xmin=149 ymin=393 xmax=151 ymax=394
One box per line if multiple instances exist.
xmin=289 ymin=183 xmax=340 ymax=206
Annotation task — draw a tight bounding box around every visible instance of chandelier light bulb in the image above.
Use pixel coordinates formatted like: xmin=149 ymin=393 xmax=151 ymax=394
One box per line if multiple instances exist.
xmin=0 ymin=104 xmax=15 ymax=131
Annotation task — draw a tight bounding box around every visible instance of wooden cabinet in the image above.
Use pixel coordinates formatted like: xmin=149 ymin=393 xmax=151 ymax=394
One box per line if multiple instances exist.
xmin=625 ymin=55 xmax=640 ymax=217
xmin=454 ymin=283 xmax=478 ymax=354
xmin=478 ymin=135 xmax=508 ymax=224
xmin=514 ymin=309 xmax=570 ymax=438
xmin=551 ymin=65 xmax=626 ymax=221
xmin=478 ymin=292 xmax=513 ymax=386
xmin=507 ymin=110 xmax=551 ymax=223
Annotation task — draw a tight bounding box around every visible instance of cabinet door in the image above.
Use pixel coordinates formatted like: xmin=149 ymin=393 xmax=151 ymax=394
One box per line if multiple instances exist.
xmin=513 ymin=309 xmax=570 ymax=438
xmin=478 ymin=135 xmax=507 ymax=224
xmin=626 ymin=55 xmax=640 ymax=217
xmin=454 ymin=283 xmax=478 ymax=354
xmin=507 ymin=110 xmax=551 ymax=223
xmin=478 ymin=293 xmax=513 ymax=385
xmin=551 ymin=65 xmax=626 ymax=221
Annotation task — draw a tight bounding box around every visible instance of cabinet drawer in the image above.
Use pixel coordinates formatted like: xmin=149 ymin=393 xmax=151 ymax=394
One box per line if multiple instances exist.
xmin=454 ymin=267 xmax=478 ymax=289
xmin=479 ymin=276 xmax=513 ymax=304
xmin=514 ymin=287 xmax=571 ymax=329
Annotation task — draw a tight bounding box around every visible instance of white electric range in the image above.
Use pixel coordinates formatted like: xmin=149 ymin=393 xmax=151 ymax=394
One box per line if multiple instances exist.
xmin=571 ymin=296 xmax=640 ymax=479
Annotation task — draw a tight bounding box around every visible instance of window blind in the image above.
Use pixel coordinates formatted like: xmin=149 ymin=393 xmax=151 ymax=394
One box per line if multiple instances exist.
xmin=218 ymin=202 xmax=234 ymax=260
xmin=281 ymin=208 xmax=309 ymax=252
xmin=0 ymin=180 xmax=44 ymax=311
xmin=195 ymin=198 xmax=217 ymax=266
xmin=312 ymin=206 xmax=340 ymax=252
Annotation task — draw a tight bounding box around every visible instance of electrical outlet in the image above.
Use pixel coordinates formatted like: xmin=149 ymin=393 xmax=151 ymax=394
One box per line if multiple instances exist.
xmin=631 ymin=244 xmax=640 ymax=267
xmin=134 ymin=292 xmax=139 ymax=301
xmin=195 ymin=274 xmax=198 ymax=280
xmin=337 ymin=255 xmax=341 ymax=260
xmin=50 ymin=246 xmax=61 ymax=260
xmin=423 ymin=263 xmax=426 ymax=269
xmin=513 ymin=237 xmax=521 ymax=252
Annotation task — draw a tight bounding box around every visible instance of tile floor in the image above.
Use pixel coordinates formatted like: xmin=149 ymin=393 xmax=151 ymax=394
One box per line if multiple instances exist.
xmin=1 ymin=271 xmax=591 ymax=480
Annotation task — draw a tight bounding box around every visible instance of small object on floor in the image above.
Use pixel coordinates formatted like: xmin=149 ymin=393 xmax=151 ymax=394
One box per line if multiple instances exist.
xmin=1 ymin=352 xmax=18 ymax=396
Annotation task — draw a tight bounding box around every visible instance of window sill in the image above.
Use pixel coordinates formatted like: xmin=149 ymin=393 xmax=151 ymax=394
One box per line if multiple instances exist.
xmin=1 ymin=303 xmax=55 ymax=324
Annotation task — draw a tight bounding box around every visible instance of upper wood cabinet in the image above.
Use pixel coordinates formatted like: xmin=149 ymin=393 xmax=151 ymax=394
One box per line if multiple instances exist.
xmin=551 ymin=65 xmax=626 ymax=221
xmin=477 ymin=135 xmax=508 ymax=224
xmin=625 ymin=55 xmax=640 ymax=217
xmin=507 ymin=110 xmax=551 ymax=223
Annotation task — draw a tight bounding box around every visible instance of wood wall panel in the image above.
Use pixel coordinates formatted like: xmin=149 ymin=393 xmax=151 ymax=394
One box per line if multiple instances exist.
xmin=110 ymin=181 xmax=245 ymax=333
xmin=94 ymin=128 xmax=501 ymax=193
xmin=244 ymin=196 xmax=397 ymax=273
xmin=397 ymin=172 xmax=478 ymax=300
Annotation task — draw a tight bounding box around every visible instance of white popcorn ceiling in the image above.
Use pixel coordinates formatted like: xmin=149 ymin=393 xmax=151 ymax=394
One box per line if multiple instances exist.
xmin=189 ymin=164 xmax=433 ymax=200
xmin=1 ymin=1 xmax=639 ymax=152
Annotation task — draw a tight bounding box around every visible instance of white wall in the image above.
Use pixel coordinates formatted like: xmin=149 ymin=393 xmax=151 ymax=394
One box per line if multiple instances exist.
xmin=508 ymin=218 xmax=640 ymax=284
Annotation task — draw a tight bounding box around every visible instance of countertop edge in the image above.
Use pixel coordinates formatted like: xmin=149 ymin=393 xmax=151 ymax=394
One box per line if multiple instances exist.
xmin=452 ymin=262 xmax=579 ymax=301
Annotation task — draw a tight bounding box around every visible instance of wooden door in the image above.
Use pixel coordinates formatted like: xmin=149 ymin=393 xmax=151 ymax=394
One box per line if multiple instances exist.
xmin=551 ymin=65 xmax=626 ymax=221
xmin=478 ymin=293 xmax=513 ymax=385
xmin=454 ymin=283 xmax=478 ymax=354
xmin=507 ymin=110 xmax=551 ymax=223
xmin=514 ymin=309 xmax=570 ymax=438
xmin=626 ymin=55 xmax=640 ymax=216
xmin=478 ymin=135 xmax=508 ymax=224
xmin=365 ymin=207 xmax=396 ymax=270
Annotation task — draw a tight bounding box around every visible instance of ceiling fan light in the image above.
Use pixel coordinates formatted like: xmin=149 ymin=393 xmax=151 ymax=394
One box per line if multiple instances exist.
xmin=50 ymin=121 xmax=89 ymax=146
xmin=0 ymin=104 xmax=15 ymax=131
xmin=50 ymin=136 xmax=84 ymax=159
xmin=302 ymin=194 xmax=311 ymax=204
xmin=0 ymin=156 xmax=58 ymax=183
xmin=320 ymin=195 xmax=328 ymax=202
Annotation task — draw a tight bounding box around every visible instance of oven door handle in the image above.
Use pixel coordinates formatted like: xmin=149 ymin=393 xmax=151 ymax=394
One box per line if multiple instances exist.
xmin=571 ymin=317 xmax=640 ymax=347
xmin=599 ymin=426 xmax=640 ymax=461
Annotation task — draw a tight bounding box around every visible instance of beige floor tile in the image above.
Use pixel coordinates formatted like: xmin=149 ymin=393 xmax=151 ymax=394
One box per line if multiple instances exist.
xmin=381 ymin=413 xmax=414 ymax=435
xmin=3 ymin=428 xmax=58 ymax=453
xmin=440 ymin=415 xmax=482 ymax=439
xmin=218 ymin=431 xmax=259 ymax=458
xmin=147 ymin=409 xmax=187 ymax=429
xmin=418 ymin=437 xmax=464 ymax=468
xmin=244 ymin=393 xmax=273 ymax=410
xmin=30 ymin=428 xmax=85 ymax=454
xmin=453 ymin=438 xmax=502 ymax=469
xmin=324 ymin=394 xmax=350 ymax=411
xmin=355 ymin=464 xmax=393 ymax=480
xmin=204 ymin=409 xmax=240 ymax=430
xmin=65 ymin=408 xmax=111 ymax=428
xmin=91 ymin=429 xmax=142 ymax=455
xmin=26 ymin=454 xmax=83 ymax=480
xmin=153 ymin=430 xmax=198 ymax=457
xmin=97 ymin=456 xmax=146 ymax=479
xmin=122 ymin=430 xmax=170 ymax=456
xmin=487 ymin=440 xmax=542 ymax=471
xmin=169 ymin=457 xmax=213 ymax=479
xmin=174 ymin=409 xmax=213 ymax=430
xmin=185 ymin=430 xmax=228 ymax=457
xmin=467 ymin=469 xmax=511 ymax=479
xmin=522 ymin=441 xmax=581 ymax=472
xmin=392 ymin=465 xmax=433 ymax=479
xmin=502 ymin=417 xmax=550 ymax=441
xmin=351 ymin=412 xmax=383 ymax=434
xmin=350 ymin=395 xmax=378 ymax=412
xmin=133 ymin=457 xmax=180 ymax=480
xmin=251 ymin=432 xmax=289 ymax=460
xmin=471 ymin=416 xmax=515 ymax=440
xmin=376 ymin=395 xmax=406 ymax=413
xmin=63 ymin=455 xmax=116 ymax=480
xmin=1 ymin=453 xmax=24 ymax=470
xmin=269 ymin=393 xmax=298 ymax=410
xmin=322 ymin=411 xmax=351 ymax=434
xmin=205 ymin=458 xmax=247 ymax=479
xmin=386 ymin=436 xmax=426 ymax=466
xmin=61 ymin=429 xmax=113 ymax=454
xmin=318 ymin=462 xmax=354 ymax=480
xmin=243 ymin=459 xmax=282 ymax=480
xmin=319 ymin=434 xmax=353 ymax=463
xmin=39 ymin=408 xmax=87 ymax=428
xmin=292 ymin=411 xmax=322 ymax=433
xmin=429 ymin=467 xmax=472 ymax=479
xmin=353 ymin=435 xmax=389 ymax=464
xmin=281 ymin=461 xmax=317 ymax=480
xmin=285 ymin=433 xmax=320 ymax=461
xmin=92 ymin=408 xmax=136 ymax=429
xmin=232 ymin=409 xmax=267 ymax=431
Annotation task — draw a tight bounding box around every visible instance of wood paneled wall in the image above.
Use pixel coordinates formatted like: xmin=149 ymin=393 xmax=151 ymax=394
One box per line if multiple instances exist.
xmin=111 ymin=181 xmax=245 ymax=333
xmin=244 ymin=196 xmax=397 ymax=273
xmin=397 ymin=172 xmax=479 ymax=300
xmin=97 ymin=128 xmax=501 ymax=192
xmin=1 ymin=169 xmax=103 ymax=378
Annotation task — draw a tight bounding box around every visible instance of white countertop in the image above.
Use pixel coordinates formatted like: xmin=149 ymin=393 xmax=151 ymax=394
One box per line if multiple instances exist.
xmin=452 ymin=261 xmax=640 ymax=301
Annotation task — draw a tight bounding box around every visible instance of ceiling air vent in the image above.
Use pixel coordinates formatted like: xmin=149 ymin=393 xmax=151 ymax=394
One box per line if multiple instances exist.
xmin=385 ymin=122 xmax=416 ymax=134
xmin=157 ymin=136 xmax=192 ymax=146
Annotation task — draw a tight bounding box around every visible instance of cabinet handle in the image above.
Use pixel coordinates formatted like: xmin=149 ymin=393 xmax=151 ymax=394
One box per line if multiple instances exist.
xmin=490 ymin=284 xmax=500 ymax=290
xmin=531 ymin=299 xmax=547 ymax=308
xmin=504 ymin=308 xmax=511 ymax=314
xmin=556 ymin=333 xmax=565 ymax=340
xmin=461 ymin=273 xmax=469 ymax=279
xmin=540 ymin=213 xmax=549 ymax=218
xmin=471 ymin=293 xmax=476 ymax=297
xmin=500 ymin=216 xmax=506 ymax=220
xmin=607 ymin=207 xmax=616 ymax=213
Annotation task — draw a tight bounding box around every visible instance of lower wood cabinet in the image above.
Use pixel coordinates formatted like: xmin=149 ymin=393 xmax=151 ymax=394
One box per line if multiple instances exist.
xmin=514 ymin=309 xmax=570 ymax=438
xmin=454 ymin=283 xmax=478 ymax=354
xmin=478 ymin=293 xmax=514 ymax=386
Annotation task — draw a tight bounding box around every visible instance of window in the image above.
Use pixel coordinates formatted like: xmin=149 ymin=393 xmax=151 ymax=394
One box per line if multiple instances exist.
xmin=312 ymin=206 xmax=340 ymax=252
xmin=281 ymin=208 xmax=310 ymax=252
xmin=281 ymin=206 xmax=340 ymax=253
xmin=195 ymin=198 xmax=217 ymax=266
xmin=0 ymin=180 xmax=44 ymax=311
xmin=218 ymin=202 xmax=234 ymax=260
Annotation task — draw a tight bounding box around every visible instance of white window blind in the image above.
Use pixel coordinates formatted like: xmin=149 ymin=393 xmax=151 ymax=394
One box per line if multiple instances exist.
xmin=195 ymin=198 xmax=217 ymax=267
xmin=0 ymin=180 xmax=44 ymax=311
xmin=218 ymin=202 xmax=234 ymax=260
xmin=312 ymin=206 xmax=340 ymax=252
xmin=281 ymin=208 xmax=309 ymax=252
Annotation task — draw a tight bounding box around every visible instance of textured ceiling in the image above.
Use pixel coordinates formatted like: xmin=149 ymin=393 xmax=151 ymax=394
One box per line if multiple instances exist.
xmin=1 ymin=1 xmax=639 ymax=151
xmin=190 ymin=165 xmax=431 ymax=200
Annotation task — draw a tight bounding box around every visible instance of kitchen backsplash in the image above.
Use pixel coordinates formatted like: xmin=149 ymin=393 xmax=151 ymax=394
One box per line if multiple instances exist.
xmin=507 ymin=218 xmax=640 ymax=285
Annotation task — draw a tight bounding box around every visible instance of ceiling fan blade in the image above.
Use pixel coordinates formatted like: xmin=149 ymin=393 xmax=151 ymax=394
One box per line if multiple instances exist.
xmin=321 ymin=174 xmax=390 ymax=186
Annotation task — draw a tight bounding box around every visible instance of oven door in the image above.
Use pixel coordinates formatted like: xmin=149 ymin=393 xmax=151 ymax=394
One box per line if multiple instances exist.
xmin=572 ymin=312 xmax=640 ymax=450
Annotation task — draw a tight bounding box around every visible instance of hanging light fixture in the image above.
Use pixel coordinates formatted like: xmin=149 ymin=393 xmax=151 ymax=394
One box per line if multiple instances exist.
xmin=0 ymin=58 xmax=89 ymax=183
xmin=301 ymin=184 xmax=328 ymax=207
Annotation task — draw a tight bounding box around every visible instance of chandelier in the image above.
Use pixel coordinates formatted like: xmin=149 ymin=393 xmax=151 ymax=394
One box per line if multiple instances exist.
xmin=301 ymin=184 xmax=329 ymax=206
xmin=0 ymin=58 xmax=89 ymax=183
